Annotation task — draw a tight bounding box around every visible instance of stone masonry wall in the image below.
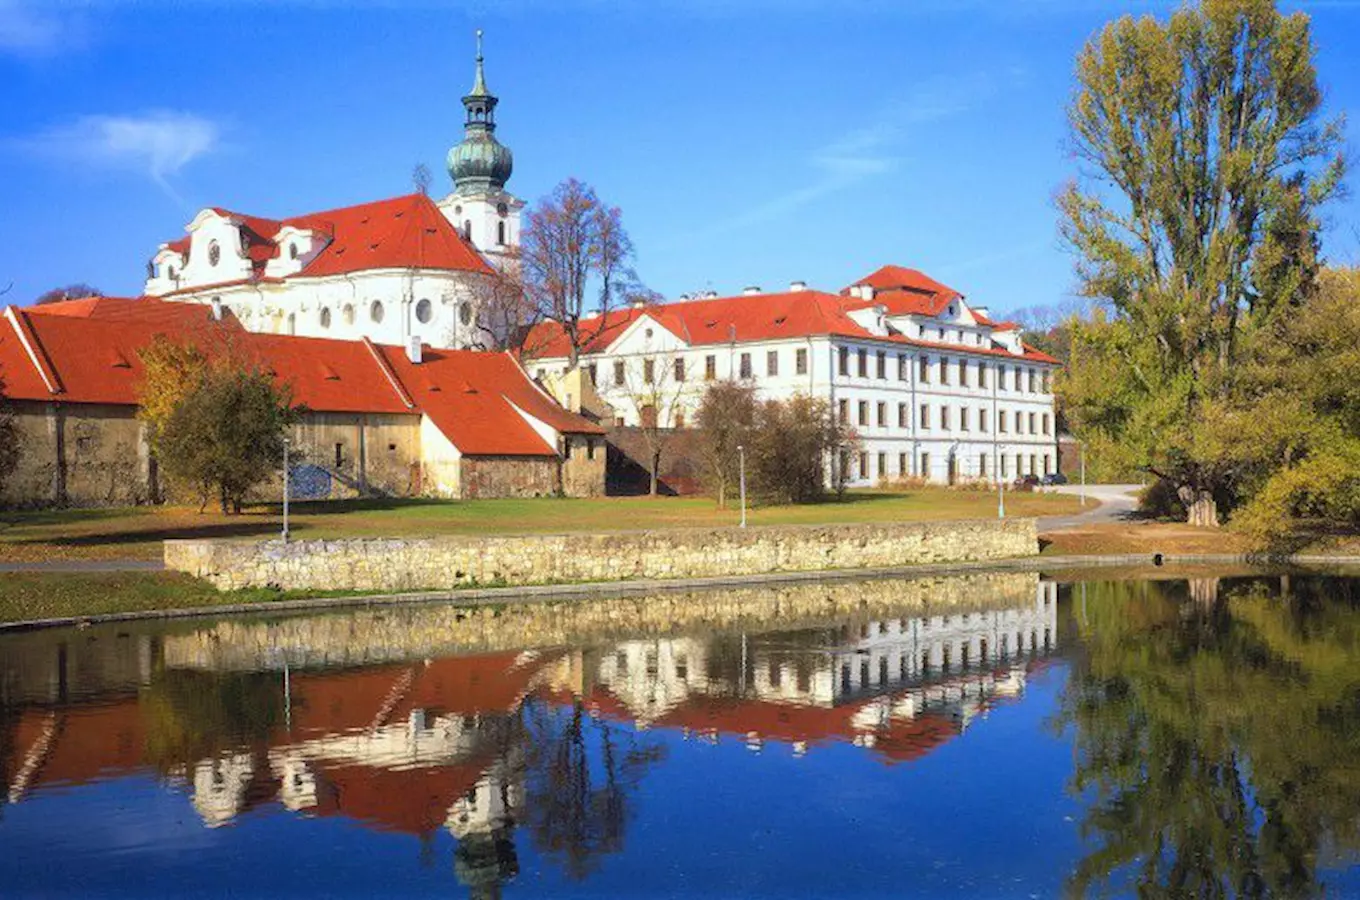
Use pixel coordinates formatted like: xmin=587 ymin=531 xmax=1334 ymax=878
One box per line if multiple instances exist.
xmin=165 ymin=518 xmax=1038 ymax=592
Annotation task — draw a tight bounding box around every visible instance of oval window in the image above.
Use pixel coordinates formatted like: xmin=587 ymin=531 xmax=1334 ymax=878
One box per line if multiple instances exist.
xmin=459 ymin=301 xmax=473 ymax=326
xmin=320 ymin=307 xmax=332 ymax=329
xmin=208 ymin=240 xmax=221 ymax=266
xmin=342 ymin=304 xmax=355 ymax=326
xmin=370 ymin=301 xmax=385 ymax=324
xmin=415 ymin=299 xmax=433 ymax=324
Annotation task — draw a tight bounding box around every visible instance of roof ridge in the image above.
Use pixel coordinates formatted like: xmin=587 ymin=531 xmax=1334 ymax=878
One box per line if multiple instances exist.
xmin=361 ymin=337 xmax=415 ymax=410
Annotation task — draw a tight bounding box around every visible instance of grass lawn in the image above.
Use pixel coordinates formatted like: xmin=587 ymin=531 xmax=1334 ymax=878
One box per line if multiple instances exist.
xmin=0 ymin=571 xmax=333 ymax=625
xmin=0 ymin=488 xmax=1083 ymax=563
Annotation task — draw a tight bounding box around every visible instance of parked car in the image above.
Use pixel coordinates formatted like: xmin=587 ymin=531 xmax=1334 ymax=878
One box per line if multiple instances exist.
xmin=1012 ymin=474 xmax=1041 ymax=491
xmin=1040 ymin=473 xmax=1069 ymax=486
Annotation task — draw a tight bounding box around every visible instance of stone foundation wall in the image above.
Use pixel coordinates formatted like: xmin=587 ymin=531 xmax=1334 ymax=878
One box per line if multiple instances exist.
xmin=165 ymin=518 xmax=1038 ymax=592
xmin=459 ymin=455 xmax=560 ymax=498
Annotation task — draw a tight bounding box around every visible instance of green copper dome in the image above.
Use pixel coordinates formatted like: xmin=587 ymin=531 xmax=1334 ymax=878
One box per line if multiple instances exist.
xmin=448 ymin=30 xmax=513 ymax=195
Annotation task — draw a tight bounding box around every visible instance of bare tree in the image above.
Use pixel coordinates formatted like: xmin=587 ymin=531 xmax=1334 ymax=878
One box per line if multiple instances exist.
xmin=460 ymin=255 xmax=541 ymax=351
xmin=34 ymin=284 xmax=102 ymax=305
xmin=520 ymin=178 xmax=636 ymax=368
xmin=411 ymin=163 xmax=432 ymax=197
xmin=694 ymin=380 xmax=757 ymax=508
xmin=617 ymin=348 xmax=690 ymax=497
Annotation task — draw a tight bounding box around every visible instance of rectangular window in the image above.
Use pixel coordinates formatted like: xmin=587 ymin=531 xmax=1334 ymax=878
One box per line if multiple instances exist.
xmin=898 ymin=354 xmax=909 ymax=381
xmin=960 ymin=406 xmax=969 ymax=431
xmin=1044 ymin=454 xmax=1052 ymax=475
xmin=941 ymin=357 xmax=951 ymax=386
xmin=958 ymin=359 xmax=968 ymax=386
xmin=1029 ymin=370 xmax=1037 ymax=393
xmin=644 ymin=358 xmax=655 ymax=384
xmin=979 ymin=407 xmax=988 ymax=432
xmin=740 ymin=352 xmax=753 ymax=379
xmin=838 ymin=347 xmax=849 ymax=376
xmin=1042 ymin=413 xmax=1051 ymax=435
xmin=898 ymin=403 xmax=908 ymax=429
xmin=613 ymin=360 xmax=625 ymax=385
xmin=796 ymin=348 xmax=808 ymax=375
xmin=919 ymin=356 xmax=930 ymax=383
xmin=876 ymin=351 xmax=887 ymax=379
xmin=877 ymin=452 xmax=887 ymax=479
xmin=857 ymin=349 xmax=868 ymax=378
xmin=334 ymin=442 xmax=344 ymax=470
xmin=1016 ymin=453 xmax=1023 ymax=476
xmin=859 ymin=452 xmax=869 ymax=479
xmin=1042 ymin=371 xmax=1052 ymax=393
xmin=1029 ymin=453 xmax=1037 ymax=475
xmin=767 ymin=350 xmax=779 ymax=377
xmin=941 ymin=406 xmax=951 ymax=431
xmin=877 ymin=401 xmax=887 ymax=427
xmin=1001 ymin=454 xmax=1008 ymax=478
xmin=705 ymin=354 xmax=716 ymax=380
xmin=978 ymin=364 xmax=987 ymax=389
xmin=587 ymin=438 xmax=596 ymax=460
xmin=919 ymin=404 xmax=929 ymax=429
xmin=1029 ymin=412 xmax=1036 ymax=433
xmin=858 ymin=400 xmax=869 ymax=426
xmin=999 ymin=365 xmax=1008 ymax=391
xmin=838 ymin=398 xmax=848 ymax=422
xmin=674 ymin=357 xmax=685 ymax=382
xmin=587 ymin=363 xmax=598 ymax=386
xmin=563 ymin=438 xmax=573 ymax=459
xmin=999 ymin=410 xmax=1008 ymax=433
xmin=1017 ymin=414 xmax=1025 ymax=435
xmin=899 ymin=452 xmax=908 ymax=476
xmin=980 ymin=453 xmax=988 ymax=477
xmin=921 ymin=452 xmax=931 ymax=477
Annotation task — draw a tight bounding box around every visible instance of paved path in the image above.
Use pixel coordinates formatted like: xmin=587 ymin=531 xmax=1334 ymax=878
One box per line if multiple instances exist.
xmin=0 ymin=559 xmax=164 ymax=574
xmin=1037 ymin=484 xmax=1143 ymax=532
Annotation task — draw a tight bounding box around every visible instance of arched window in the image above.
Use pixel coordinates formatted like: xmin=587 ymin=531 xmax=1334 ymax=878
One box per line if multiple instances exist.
xmin=462 ymin=220 xmax=472 ymax=242
xmin=415 ymin=299 xmax=433 ymax=324
xmin=319 ymin=307 xmax=332 ymax=329
xmin=459 ymin=301 xmax=473 ymax=326
xmin=289 ymin=243 xmax=299 ymax=260
xmin=497 ymin=220 xmax=506 ymax=245
xmin=342 ymin=304 xmax=355 ymax=326
xmin=370 ymin=301 xmax=385 ymax=324
xmin=287 ymin=312 xmax=296 ymax=335
xmin=207 ymin=240 xmax=220 ymax=266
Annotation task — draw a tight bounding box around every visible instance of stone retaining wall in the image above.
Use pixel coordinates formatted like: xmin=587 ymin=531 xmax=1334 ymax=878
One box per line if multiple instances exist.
xmin=165 ymin=518 xmax=1038 ymax=592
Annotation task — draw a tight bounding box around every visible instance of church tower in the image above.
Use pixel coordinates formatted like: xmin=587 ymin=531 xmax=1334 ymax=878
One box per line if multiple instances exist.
xmin=438 ymin=30 xmax=523 ymax=272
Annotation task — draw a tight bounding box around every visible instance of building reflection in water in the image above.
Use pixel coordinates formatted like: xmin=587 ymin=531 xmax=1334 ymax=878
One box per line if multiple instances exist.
xmin=0 ymin=578 xmax=1059 ymax=896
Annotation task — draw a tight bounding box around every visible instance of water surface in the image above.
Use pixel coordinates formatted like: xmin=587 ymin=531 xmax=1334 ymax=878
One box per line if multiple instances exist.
xmin=2 ymin=571 xmax=1359 ymax=897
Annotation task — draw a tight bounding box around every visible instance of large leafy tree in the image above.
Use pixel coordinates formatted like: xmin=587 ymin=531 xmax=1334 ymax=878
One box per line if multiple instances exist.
xmin=1059 ymin=0 xmax=1345 ymax=526
xmin=138 ymin=337 xmax=296 ymax=513
xmin=694 ymin=380 xmax=757 ymax=508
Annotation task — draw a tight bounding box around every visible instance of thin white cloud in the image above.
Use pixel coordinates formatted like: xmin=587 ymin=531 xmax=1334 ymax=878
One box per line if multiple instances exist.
xmin=0 ymin=0 xmax=82 ymax=56
xmin=697 ymin=71 xmax=1005 ymax=238
xmin=11 ymin=111 xmax=223 ymax=203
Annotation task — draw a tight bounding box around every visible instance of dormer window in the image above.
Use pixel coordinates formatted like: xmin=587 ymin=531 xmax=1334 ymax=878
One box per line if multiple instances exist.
xmin=207 ymin=240 xmax=220 ymax=267
xmin=289 ymin=243 xmax=299 ymax=260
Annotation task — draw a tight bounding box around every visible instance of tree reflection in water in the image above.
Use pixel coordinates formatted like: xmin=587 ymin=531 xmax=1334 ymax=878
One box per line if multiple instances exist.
xmin=519 ymin=698 xmax=666 ymax=881
xmin=1058 ymin=575 xmax=1360 ymax=898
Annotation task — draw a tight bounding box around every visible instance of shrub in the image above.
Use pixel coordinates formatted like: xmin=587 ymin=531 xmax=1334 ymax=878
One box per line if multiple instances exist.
xmin=1138 ymin=478 xmax=1186 ymax=520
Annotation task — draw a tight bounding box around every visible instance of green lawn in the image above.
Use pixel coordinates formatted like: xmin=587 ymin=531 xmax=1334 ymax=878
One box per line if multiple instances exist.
xmin=0 ymin=489 xmax=1081 ymax=563
xmin=0 ymin=572 xmax=332 ymax=625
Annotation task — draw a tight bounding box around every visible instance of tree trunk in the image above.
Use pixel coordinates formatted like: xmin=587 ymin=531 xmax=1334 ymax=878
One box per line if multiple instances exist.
xmin=1178 ymin=485 xmax=1219 ymax=528
xmin=649 ymin=451 xmax=660 ymax=497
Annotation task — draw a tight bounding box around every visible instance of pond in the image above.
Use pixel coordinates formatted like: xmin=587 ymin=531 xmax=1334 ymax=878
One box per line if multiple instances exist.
xmin=2 ymin=570 xmax=1359 ymax=897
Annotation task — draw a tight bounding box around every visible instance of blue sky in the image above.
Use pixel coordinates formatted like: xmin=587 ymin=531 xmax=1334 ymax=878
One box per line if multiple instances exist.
xmin=2 ymin=0 xmax=1358 ymax=316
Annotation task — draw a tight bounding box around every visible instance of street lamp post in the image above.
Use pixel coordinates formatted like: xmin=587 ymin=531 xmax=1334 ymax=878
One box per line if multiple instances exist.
xmin=281 ymin=437 xmax=291 ymax=543
xmin=998 ymin=473 xmax=1006 ymax=519
xmin=738 ymin=444 xmax=747 ymax=529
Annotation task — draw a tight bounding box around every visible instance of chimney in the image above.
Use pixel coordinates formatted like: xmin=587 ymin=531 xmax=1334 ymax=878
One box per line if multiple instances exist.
xmin=704 ymin=290 xmax=718 ymax=299
xmin=743 ymin=285 xmax=762 ymax=296
xmin=858 ymin=284 xmax=876 ymax=301
xmin=210 ymin=297 xmax=223 ymax=321
xmin=973 ymin=305 xmax=990 ymax=318
xmin=406 ymin=335 xmax=423 ymax=364
xmin=789 ymin=280 xmax=808 ymax=292
xmin=631 ymin=297 xmax=647 ymax=309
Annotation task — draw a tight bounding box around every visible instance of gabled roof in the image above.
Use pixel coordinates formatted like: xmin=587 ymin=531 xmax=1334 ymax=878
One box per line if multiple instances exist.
xmin=521 ymin=282 xmax=1059 ymax=365
xmin=158 ymin=193 xmax=494 ymax=282
xmin=0 ymin=301 xmax=600 ymax=456
xmin=847 ymin=264 xmax=961 ymax=298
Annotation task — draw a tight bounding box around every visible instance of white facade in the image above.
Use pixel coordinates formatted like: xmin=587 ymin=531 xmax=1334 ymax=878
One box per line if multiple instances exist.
xmin=529 ymin=282 xmax=1061 ymax=487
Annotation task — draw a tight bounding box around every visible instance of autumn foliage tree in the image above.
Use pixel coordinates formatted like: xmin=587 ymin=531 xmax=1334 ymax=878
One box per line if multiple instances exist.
xmin=694 ymin=381 xmax=757 ymax=508
xmin=1058 ymin=0 xmax=1345 ymax=527
xmin=520 ymin=178 xmax=637 ymax=366
xmin=138 ymin=336 xmax=296 ymax=513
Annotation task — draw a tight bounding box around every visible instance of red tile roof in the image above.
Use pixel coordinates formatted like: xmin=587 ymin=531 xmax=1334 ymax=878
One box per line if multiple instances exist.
xmin=848 ymin=264 xmax=961 ymax=298
xmin=159 ymin=193 xmax=493 ymax=280
xmin=0 ymin=300 xmax=599 ymax=456
xmin=521 ymin=284 xmax=1059 ymax=365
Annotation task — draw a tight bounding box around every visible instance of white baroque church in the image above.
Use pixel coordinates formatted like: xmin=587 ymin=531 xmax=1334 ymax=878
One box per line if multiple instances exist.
xmin=143 ymin=32 xmax=521 ymax=351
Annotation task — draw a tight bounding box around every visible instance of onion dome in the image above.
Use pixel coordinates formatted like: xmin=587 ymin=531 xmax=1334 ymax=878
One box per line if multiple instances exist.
xmin=447 ymin=30 xmax=514 ymax=195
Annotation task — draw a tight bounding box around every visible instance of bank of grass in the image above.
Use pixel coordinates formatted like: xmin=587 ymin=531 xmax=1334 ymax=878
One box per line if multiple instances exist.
xmin=0 ymin=488 xmax=1082 ymax=563
xmin=0 ymin=571 xmax=330 ymax=625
